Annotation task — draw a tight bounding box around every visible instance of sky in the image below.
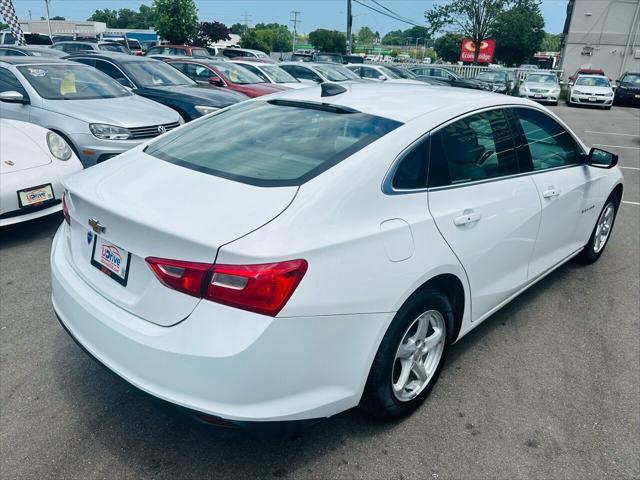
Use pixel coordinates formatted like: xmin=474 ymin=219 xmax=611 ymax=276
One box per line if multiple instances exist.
xmin=12 ymin=0 xmax=570 ymax=35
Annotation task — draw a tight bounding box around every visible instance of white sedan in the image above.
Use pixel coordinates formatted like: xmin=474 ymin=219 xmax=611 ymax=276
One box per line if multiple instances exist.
xmin=51 ymin=83 xmax=623 ymax=426
xmin=231 ymin=60 xmax=310 ymax=89
xmin=1 ymin=119 xmax=83 ymax=226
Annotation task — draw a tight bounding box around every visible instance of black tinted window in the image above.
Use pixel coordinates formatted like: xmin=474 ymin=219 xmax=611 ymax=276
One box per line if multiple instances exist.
xmin=93 ymin=60 xmax=131 ymax=86
xmin=513 ymin=108 xmax=579 ymax=170
xmin=146 ymin=101 xmax=402 ymax=187
xmin=392 ymin=138 xmax=428 ymax=190
xmin=0 ymin=68 xmax=27 ymax=95
xmin=429 ymin=109 xmax=518 ymax=187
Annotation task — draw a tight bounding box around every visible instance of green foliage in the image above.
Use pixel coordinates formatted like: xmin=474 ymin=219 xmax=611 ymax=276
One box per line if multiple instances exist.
xmin=230 ymin=23 xmax=247 ymax=35
xmin=0 ymin=22 xmax=8 ymax=31
xmin=492 ymin=2 xmax=545 ymax=66
xmin=239 ymin=28 xmax=270 ymax=53
xmin=381 ymin=26 xmax=431 ymax=46
xmin=88 ymin=6 xmax=155 ymax=29
xmin=356 ymin=26 xmax=376 ymax=45
xmin=434 ymin=32 xmax=464 ymax=62
xmin=540 ymin=32 xmax=561 ymax=52
xmin=51 ymin=16 xmax=66 ymax=21
xmin=193 ymin=21 xmax=230 ymax=47
xmin=239 ymin=23 xmax=291 ymax=53
xmin=152 ymin=0 xmax=198 ymax=44
xmin=308 ymin=29 xmax=346 ymax=54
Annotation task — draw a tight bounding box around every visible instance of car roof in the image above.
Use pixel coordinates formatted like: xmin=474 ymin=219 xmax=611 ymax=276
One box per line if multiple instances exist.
xmin=66 ymin=52 xmax=149 ymax=62
xmin=261 ymin=82 xmax=536 ymax=123
xmin=0 ymin=56 xmax=75 ymax=66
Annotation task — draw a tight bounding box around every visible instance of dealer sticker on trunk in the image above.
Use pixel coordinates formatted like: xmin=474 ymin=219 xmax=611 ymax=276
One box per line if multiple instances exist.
xmin=90 ymin=235 xmax=132 ymax=286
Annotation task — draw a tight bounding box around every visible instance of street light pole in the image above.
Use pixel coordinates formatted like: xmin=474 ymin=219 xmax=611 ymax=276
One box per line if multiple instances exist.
xmin=346 ymin=0 xmax=353 ymax=54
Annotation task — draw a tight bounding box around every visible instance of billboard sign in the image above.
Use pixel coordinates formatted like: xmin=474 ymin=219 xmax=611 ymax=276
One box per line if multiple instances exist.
xmin=460 ymin=38 xmax=496 ymax=63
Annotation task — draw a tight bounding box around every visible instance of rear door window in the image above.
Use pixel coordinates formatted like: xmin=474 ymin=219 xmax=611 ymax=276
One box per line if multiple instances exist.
xmin=429 ymin=109 xmax=519 ymax=187
xmin=146 ymin=100 xmax=402 ymax=187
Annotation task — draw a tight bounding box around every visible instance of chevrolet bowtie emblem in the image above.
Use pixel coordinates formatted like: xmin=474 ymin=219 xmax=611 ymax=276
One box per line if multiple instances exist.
xmin=88 ymin=218 xmax=106 ymax=234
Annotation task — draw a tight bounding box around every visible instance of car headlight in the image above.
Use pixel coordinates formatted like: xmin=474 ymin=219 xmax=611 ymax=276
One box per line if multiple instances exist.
xmin=89 ymin=123 xmax=131 ymax=140
xmin=605 ymin=91 xmax=614 ymax=97
xmin=573 ymin=89 xmax=584 ymax=95
xmin=195 ymin=105 xmax=219 ymax=116
xmin=46 ymin=131 xmax=72 ymax=161
xmin=550 ymin=87 xmax=560 ymax=94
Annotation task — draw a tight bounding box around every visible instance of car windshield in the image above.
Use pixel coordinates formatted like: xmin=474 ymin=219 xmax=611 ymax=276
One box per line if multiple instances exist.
xmin=122 ymin=60 xmax=195 ymax=87
xmin=477 ymin=71 xmax=506 ymax=82
xmin=576 ymin=76 xmax=610 ymax=87
xmin=622 ymin=73 xmax=640 ymax=85
xmin=146 ymin=100 xmax=402 ymax=187
xmin=99 ymin=43 xmax=128 ymax=53
xmin=260 ymin=65 xmax=299 ymax=83
xmin=314 ymin=64 xmax=360 ymax=81
xmin=17 ymin=64 xmax=131 ymax=100
xmin=526 ymin=74 xmax=557 ymax=84
xmin=214 ymin=62 xmax=263 ymax=84
xmin=378 ymin=66 xmax=402 ymax=79
xmin=386 ymin=66 xmax=415 ymax=79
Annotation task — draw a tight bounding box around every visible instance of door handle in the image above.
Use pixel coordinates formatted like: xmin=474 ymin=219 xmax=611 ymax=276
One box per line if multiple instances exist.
xmin=542 ymin=187 xmax=561 ymax=199
xmin=454 ymin=210 xmax=481 ymax=226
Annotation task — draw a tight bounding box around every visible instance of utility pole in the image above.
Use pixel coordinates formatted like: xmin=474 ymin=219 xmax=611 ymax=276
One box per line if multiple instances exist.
xmin=43 ymin=0 xmax=52 ymax=39
xmin=240 ymin=12 xmax=252 ymax=32
xmin=290 ymin=11 xmax=301 ymax=52
xmin=346 ymin=0 xmax=353 ymax=54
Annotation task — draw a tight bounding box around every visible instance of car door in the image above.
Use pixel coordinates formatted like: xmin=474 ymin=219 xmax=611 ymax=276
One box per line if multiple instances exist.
xmin=0 ymin=67 xmax=31 ymax=122
xmin=510 ymin=107 xmax=600 ymax=279
xmin=427 ymin=108 xmax=541 ymax=322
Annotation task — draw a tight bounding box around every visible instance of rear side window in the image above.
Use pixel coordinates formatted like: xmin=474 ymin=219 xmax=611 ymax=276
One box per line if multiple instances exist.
xmin=392 ymin=138 xmax=428 ymax=190
xmin=146 ymin=101 xmax=402 ymax=187
xmin=512 ymin=108 xmax=579 ymax=170
xmin=429 ymin=109 xmax=518 ymax=187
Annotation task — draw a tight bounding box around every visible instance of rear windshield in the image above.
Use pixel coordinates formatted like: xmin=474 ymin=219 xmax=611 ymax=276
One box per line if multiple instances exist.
xmin=146 ymin=101 xmax=402 ymax=187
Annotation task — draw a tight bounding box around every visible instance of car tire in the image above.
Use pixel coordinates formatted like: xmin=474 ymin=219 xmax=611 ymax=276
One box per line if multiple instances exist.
xmin=360 ymin=288 xmax=453 ymax=419
xmin=576 ymin=192 xmax=619 ymax=264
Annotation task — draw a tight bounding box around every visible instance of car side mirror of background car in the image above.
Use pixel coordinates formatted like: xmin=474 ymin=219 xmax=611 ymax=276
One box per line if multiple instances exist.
xmin=568 ymin=81 xmax=574 ymax=86
xmin=587 ymin=147 xmax=618 ymax=169
xmin=208 ymin=76 xmax=224 ymax=87
xmin=378 ymin=75 xmax=387 ymax=81
xmin=0 ymin=91 xmax=29 ymax=104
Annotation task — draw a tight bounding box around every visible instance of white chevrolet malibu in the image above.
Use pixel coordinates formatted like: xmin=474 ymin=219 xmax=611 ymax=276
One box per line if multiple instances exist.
xmin=1 ymin=119 xmax=83 ymax=226
xmin=51 ymin=83 xmax=623 ymax=426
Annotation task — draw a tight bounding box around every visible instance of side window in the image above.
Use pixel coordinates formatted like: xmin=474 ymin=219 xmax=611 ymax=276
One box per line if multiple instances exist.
xmin=146 ymin=46 xmax=162 ymax=55
xmin=430 ymin=68 xmax=444 ymax=78
xmin=513 ymin=108 xmax=579 ymax=170
xmin=429 ymin=109 xmax=519 ymax=187
xmin=392 ymin=137 xmax=428 ymax=190
xmin=192 ymin=65 xmax=214 ymax=82
xmin=93 ymin=60 xmax=131 ymax=87
xmin=296 ymin=67 xmax=321 ymax=82
xmin=0 ymin=68 xmax=27 ymax=95
xmin=361 ymin=67 xmax=381 ymax=79
xmin=0 ymin=49 xmax=26 ymax=56
xmin=241 ymin=63 xmax=269 ymax=82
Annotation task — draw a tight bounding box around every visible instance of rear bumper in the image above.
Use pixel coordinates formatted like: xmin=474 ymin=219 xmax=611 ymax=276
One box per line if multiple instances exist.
xmin=51 ymin=225 xmax=391 ymax=422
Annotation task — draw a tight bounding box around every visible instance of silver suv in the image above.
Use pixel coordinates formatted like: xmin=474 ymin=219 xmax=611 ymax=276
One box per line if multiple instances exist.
xmin=0 ymin=57 xmax=182 ymax=167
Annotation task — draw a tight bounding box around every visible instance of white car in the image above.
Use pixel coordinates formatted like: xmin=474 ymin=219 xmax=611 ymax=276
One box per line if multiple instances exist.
xmin=279 ymin=62 xmax=364 ymax=84
xmin=51 ymin=83 xmax=623 ymax=426
xmin=231 ymin=60 xmax=309 ymax=89
xmin=519 ymin=72 xmax=561 ymax=104
xmin=345 ymin=64 xmax=425 ymax=84
xmin=1 ymin=119 xmax=83 ymax=226
xmin=567 ymin=74 xmax=615 ymax=109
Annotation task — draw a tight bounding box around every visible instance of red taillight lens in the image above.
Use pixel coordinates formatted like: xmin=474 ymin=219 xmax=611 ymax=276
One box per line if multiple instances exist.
xmin=207 ymin=260 xmax=308 ymax=317
xmin=61 ymin=192 xmax=70 ymax=225
xmin=145 ymin=257 xmax=308 ymax=317
xmin=146 ymin=257 xmax=211 ymax=297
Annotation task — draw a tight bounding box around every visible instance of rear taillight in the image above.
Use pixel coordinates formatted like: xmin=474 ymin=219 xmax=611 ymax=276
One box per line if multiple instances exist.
xmin=145 ymin=258 xmax=307 ymax=317
xmin=61 ymin=192 xmax=70 ymax=225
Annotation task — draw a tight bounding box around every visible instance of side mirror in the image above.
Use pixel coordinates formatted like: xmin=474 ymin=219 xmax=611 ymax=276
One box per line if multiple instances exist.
xmin=0 ymin=91 xmax=28 ymax=104
xmin=378 ymin=75 xmax=387 ymax=81
xmin=208 ymin=76 xmax=224 ymax=87
xmin=587 ymin=147 xmax=618 ymax=169
xmin=568 ymin=81 xmax=574 ymax=86
xmin=615 ymin=79 xmax=620 ymax=84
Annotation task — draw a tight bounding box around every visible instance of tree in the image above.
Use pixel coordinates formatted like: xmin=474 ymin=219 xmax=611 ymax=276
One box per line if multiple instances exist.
xmin=425 ymin=0 xmax=509 ymax=64
xmin=51 ymin=16 xmax=66 ymax=21
xmin=230 ymin=23 xmax=247 ymax=35
xmin=308 ymin=29 xmax=346 ymax=54
xmin=194 ymin=21 xmax=230 ymax=47
xmin=492 ymin=2 xmax=545 ymax=66
xmin=87 ymin=6 xmax=155 ymax=29
xmin=382 ymin=29 xmax=406 ymax=46
xmin=88 ymin=9 xmax=118 ymax=26
xmin=254 ymin=23 xmax=291 ymax=52
xmin=239 ymin=28 xmax=270 ymax=53
xmin=152 ymin=0 xmax=198 ymax=44
xmin=540 ymin=32 xmax=561 ymax=52
xmin=0 ymin=22 xmax=7 ymax=31
xmin=434 ymin=32 xmax=464 ymax=62
xmin=356 ymin=26 xmax=375 ymax=45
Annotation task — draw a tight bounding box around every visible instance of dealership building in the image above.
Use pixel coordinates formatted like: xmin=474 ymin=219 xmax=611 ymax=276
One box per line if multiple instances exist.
xmin=560 ymin=0 xmax=640 ymax=79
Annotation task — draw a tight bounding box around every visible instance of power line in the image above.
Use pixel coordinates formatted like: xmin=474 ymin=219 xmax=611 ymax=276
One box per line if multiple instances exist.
xmin=240 ymin=12 xmax=252 ymax=29
xmin=352 ymin=0 xmax=423 ymax=28
xmin=368 ymin=0 xmax=422 ymax=26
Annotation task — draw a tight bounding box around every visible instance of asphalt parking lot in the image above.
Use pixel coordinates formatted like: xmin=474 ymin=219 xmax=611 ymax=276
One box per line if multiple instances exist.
xmin=1 ymin=104 xmax=638 ymax=480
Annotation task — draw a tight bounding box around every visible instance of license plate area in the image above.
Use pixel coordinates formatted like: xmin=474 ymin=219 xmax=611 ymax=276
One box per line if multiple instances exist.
xmin=90 ymin=235 xmax=132 ymax=286
xmin=17 ymin=183 xmax=55 ymax=208
xmin=534 ymin=94 xmax=543 ymax=98
xmin=588 ymin=96 xmax=597 ymax=102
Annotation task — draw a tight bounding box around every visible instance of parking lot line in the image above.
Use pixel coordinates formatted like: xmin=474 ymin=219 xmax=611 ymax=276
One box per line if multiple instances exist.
xmin=620 ymin=166 xmax=640 ymax=170
xmin=593 ymin=144 xmax=640 ymax=150
xmin=622 ymin=200 xmax=640 ymax=205
xmin=585 ymin=131 xmax=639 ymax=137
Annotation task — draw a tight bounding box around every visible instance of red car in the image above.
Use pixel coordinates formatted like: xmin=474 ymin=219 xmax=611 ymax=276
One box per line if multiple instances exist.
xmin=166 ymin=59 xmax=288 ymax=98
xmin=145 ymin=45 xmax=211 ymax=59
xmin=568 ymin=68 xmax=607 ymax=83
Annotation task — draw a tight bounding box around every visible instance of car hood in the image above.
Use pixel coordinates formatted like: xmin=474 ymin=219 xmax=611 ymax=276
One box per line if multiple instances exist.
xmin=523 ymin=82 xmax=559 ymax=89
xmin=140 ymin=84 xmax=248 ymax=106
xmin=573 ymin=85 xmax=613 ymax=93
xmin=42 ymin=94 xmax=180 ymax=128
xmin=0 ymin=120 xmax=51 ymax=173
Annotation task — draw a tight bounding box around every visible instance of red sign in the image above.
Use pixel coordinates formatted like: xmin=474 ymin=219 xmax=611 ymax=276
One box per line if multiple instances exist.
xmin=459 ymin=38 xmax=496 ymax=63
